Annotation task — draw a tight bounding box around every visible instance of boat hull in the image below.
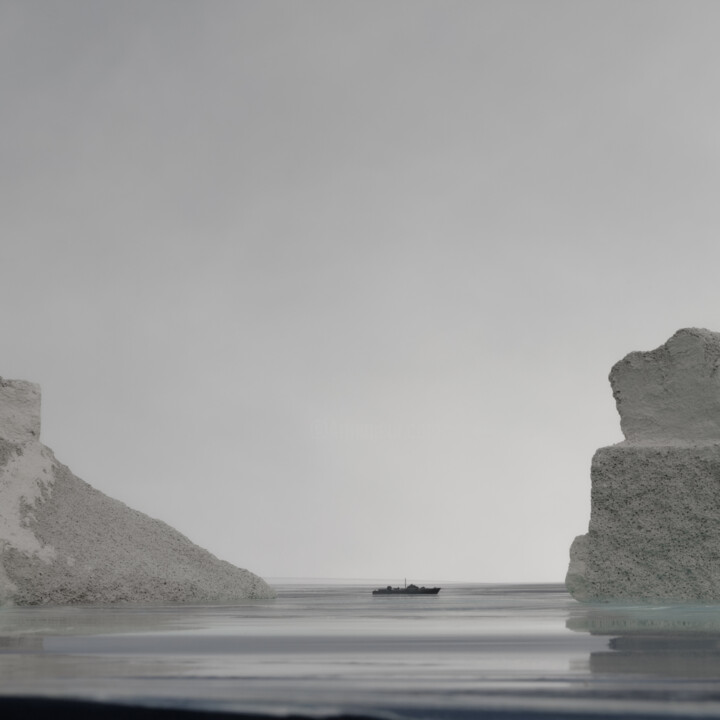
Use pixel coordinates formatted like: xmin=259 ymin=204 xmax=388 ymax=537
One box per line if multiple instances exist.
xmin=372 ymin=586 xmax=441 ymax=595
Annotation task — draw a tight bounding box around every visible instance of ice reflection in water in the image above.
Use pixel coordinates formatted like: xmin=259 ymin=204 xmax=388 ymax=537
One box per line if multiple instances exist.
xmin=3 ymin=584 xmax=720 ymax=717
xmin=568 ymin=601 xmax=720 ymax=682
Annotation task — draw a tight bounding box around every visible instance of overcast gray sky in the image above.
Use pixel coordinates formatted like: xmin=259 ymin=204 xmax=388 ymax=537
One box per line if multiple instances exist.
xmin=3 ymin=0 xmax=720 ymax=582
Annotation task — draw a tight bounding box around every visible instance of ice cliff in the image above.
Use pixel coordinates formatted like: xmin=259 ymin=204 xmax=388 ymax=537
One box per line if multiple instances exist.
xmin=0 ymin=378 xmax=275 ymax=605
xmin=567 ymin=328 xmax=720 ymax=602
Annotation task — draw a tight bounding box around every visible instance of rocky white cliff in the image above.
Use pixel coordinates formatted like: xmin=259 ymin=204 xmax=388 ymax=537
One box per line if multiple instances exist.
xmin=567 ymin=328 xmax=720 ymax=602
xmin=0 ymin=378 xmax=275 ymax=605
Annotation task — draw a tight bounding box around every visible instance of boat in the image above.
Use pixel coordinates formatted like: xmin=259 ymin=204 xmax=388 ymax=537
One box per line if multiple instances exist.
xmin=372 ymin=582 xmax=441 ymax=595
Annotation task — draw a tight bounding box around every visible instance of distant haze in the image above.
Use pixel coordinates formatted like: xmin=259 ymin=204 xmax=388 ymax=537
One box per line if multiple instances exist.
xmin=3 ymin=1 xmax=720 ymax=582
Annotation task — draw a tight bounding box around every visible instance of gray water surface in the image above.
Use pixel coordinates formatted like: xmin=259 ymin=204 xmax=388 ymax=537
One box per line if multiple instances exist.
xmin=2 ymin=582 xmax=720 ymax=718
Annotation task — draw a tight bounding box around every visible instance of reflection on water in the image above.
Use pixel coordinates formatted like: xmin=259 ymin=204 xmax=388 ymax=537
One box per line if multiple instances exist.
xmin=0 ymin=584 xmax=603 ymax=717
xmin=568 ymin=601 xmax=720 ymax=680
xmin=5 ymin=584 xmax=720 ymax=717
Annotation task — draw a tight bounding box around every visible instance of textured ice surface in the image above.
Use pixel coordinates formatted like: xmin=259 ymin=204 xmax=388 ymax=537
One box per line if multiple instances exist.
xmin=0 ymin=377 xmax=274 ymax=605
xmin=568 ymin=329 xmax=720 ymax=602
xmin=610 ymin=327 xmax=720 ymax=443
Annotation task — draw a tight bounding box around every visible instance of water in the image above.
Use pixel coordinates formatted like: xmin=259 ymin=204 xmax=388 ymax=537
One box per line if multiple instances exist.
xmin=2 ymin=582 xmax=720 ymax=717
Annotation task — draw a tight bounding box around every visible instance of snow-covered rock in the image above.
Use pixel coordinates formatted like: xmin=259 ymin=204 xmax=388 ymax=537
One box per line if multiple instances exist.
xmin=567 ymin=328 xmax=720 ymax=602
xmin=0 ymin=378 xmax=275 ymax=605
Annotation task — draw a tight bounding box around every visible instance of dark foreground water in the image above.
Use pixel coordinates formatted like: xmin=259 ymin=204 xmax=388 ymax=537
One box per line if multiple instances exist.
xmin=3 ymin=582 xmax=720 ymax=718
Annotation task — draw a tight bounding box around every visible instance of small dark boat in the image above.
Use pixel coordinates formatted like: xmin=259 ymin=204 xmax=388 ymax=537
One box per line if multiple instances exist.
xmin=372 ymin=582 xmax=441 ymax=595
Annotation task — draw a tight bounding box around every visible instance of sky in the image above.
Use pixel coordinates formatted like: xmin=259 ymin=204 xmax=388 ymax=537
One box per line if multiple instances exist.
xmin=3 ymin=0 xmax=720 ymax=583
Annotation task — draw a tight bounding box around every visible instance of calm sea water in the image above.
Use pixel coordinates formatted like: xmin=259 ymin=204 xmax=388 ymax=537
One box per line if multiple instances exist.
xmin=3 ymin=582 xmax=720 ymax=718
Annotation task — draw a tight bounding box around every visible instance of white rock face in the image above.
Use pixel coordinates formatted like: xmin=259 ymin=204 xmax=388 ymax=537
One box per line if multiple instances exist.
xmin=567 ymin=328 xmax=720 ymax=602
xmin=0 ymin=378 xmax=275 ymax=605
xmin=0 ymin=379 xmax=40 ymax=445
xmin=610 ymin=327 xmax=720 ymax=443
